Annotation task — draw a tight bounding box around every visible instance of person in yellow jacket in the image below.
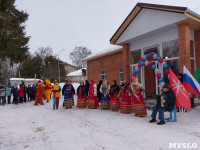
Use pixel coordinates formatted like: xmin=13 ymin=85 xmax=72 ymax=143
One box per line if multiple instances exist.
xmin=52 ymin=80 xmax=61 ymax=109
xmin=44 ymin=79 xmax=53 ymax=102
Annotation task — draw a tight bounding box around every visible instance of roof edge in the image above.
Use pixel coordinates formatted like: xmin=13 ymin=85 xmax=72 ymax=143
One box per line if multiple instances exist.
xmin=185 ymin=10 xmax=200 ymax=22
xmin=84 ymin=48 xmax=122 ymax=61
xmin=110 ymin=2 xmax=188 ymax=45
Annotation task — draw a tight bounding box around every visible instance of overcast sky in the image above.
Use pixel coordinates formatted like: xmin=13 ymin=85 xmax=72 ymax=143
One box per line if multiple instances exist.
xmin=15 ymin=0 xmax=200 ymax=64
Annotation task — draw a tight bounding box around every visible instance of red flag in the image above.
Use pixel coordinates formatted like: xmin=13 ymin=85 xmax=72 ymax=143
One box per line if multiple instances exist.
xmin=169 ymin=69 xmax=191 ymax=110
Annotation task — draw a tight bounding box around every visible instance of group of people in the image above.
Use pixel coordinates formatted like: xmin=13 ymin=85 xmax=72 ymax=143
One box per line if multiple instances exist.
xmin=1 ymin=77 xmax=176 ymax=126
xmin=0 ymin=83 xmax=37 ymax=105
xmin=63 ymin=78 xmax=175 ymax=125
xmin=63 ymin=78 xmax=147 ymax=117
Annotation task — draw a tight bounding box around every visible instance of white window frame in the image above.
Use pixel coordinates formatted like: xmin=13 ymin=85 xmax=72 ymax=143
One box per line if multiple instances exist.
xmin=99 ymin=70 xmax=107 ymax=80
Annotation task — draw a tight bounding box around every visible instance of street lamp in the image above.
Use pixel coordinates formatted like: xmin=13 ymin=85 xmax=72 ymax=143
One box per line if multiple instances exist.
xmin=58 ymin=49 xmax=65 ymax=83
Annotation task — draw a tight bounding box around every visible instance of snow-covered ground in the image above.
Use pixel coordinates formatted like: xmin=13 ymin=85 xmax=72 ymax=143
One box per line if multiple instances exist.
xmin=0 ymin=96 xmax=200 ymax=150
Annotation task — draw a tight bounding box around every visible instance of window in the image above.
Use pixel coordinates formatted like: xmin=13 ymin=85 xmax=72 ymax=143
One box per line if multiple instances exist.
xmin=162 ymin=39 xmax=179 ymax=59
xmin=164 ymin=59 xmax=179 ymax=84
xmin=119 ymin=68 xmax=123 ymax=85
xmin=144 ymin=44 xmax=160 ymax=55
xmin=82 ymin=69 xmax=86 ymax=76
xmin=190 ymin=40 xmax=194 ymax=58
xmin=100 ymin=70 xmax=107 ymax=80
xmin=130 ymin=49 xmax=141 ymax=64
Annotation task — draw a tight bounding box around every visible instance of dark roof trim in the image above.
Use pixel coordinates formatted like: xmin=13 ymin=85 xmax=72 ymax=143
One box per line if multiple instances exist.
xmin=138 ymin=3 xmax=187 ymax=12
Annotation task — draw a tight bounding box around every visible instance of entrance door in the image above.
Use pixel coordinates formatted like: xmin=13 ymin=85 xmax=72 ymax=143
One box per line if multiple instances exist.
xmin=144 ymin=66 xmax=156 ymax=98
xmin=143 ymin=45 xmax=159 ymax=99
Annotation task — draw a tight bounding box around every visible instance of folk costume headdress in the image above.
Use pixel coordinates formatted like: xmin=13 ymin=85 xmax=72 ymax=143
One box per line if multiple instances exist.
xmin=130 ymin=77 xmax=145 ymax=100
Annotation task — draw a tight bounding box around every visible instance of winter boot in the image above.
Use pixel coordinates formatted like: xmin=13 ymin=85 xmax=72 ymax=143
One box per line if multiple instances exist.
xmin=149 ymin=118 xmax=156 ymax=123
xmin=157 ymin=120 xmax=165 ymax=125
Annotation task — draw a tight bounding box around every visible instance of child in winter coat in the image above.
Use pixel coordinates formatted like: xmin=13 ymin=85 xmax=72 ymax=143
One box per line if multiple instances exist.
xmin=12 ymin=84 xmax=19 ymax=104
xmin=6 ymin=83 xmax=12 ymax=104
xmin=18 ymin=84 xmax=24 ymax=103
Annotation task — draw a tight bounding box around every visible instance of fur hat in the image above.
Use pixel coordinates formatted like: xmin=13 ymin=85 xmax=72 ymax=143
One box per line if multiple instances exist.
xmin=38 ymin=80 xmax=42 ymax=84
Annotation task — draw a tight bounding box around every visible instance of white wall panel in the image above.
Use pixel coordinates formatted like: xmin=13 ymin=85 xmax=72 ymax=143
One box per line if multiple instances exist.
xmin=116 ymin=8 xmax=187 ymax=44
xmin=130 ymin=27 xmax=178 ymax=51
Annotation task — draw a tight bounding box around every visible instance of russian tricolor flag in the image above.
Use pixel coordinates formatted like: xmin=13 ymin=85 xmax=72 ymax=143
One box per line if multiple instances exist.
xmin=183 ymin=66 xmax=200 ymax=96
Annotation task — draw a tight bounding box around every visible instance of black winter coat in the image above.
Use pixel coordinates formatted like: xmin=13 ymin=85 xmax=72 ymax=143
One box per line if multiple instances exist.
xmin=27 ymin=87 xmax=32 ymax=95
xmin=12 ymin=87 xmax=19 ymax=98
xmin=161 ymin=90 xmax=175 ymax=112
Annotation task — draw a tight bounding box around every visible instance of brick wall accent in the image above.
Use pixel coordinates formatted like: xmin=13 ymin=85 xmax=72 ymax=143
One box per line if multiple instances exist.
xmin=87 ymin=51 xmax=123 ymax=85
xmin=178 ymin=23 xmax=191 ymax=73
xmin=122 ymin=43 xmax=130 ymax=81
xmin=195 ymin=30 xmax=200 ymax=69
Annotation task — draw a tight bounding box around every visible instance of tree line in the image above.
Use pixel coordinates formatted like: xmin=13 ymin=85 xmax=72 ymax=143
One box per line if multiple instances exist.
xmin=0 ymin=0 xmax=92 ymax=85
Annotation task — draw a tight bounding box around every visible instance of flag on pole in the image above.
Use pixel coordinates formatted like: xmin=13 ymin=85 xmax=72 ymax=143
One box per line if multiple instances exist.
xmin=169 ymin=69 xmax=191 ymax=110
xmin=183 ymin=66 xmax=200 ymax=96
xmin=194 ymin=67 xmax=200 ymax=84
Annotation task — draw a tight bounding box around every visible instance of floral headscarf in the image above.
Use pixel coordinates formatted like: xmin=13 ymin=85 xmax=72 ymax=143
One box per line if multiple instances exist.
xmin=102 ymin=79 xmax=110 ymax=96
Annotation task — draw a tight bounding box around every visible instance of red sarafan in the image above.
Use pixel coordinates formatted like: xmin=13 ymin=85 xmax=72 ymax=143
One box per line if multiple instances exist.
xmin=88 ymin=80 xmax=99 ymax=109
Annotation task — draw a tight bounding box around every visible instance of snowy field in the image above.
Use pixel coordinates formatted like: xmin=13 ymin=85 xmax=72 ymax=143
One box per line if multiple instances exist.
xmin=1 ymin=95 xmax=200 ymax=150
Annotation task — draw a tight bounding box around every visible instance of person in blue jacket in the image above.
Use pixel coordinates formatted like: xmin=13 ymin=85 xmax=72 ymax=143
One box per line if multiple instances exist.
xmin=12 ymin=83 xmax=19 ymax=104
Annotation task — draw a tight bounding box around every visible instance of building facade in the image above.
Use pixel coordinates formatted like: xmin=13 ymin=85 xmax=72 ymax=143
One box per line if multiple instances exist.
xmin=85 ymin=47 xmax=123 ymax=85
xmin=66 ymin=68 xmax=87 ymax=83
xmin=61 ymin=61 xmax=79 ymax=75
xmin=87 ymin=3 xmax=200 ymax=98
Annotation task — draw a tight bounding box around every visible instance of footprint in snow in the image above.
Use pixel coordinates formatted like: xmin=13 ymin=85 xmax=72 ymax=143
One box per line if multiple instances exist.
xmin=35 ymin=127 xmax=45 ymax=132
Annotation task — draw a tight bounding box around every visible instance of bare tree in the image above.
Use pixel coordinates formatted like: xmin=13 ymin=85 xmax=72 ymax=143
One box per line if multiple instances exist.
xmin=35 ymin=46 xmax=53 ymax=64
xmin=0 ymin=58 xmax=19 ymax=85
xmin=69 ymin=46 xmax=92 ymax=68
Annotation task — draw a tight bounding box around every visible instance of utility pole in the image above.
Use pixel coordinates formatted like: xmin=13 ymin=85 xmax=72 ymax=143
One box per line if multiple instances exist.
xmin=58 ymin=49 xmax=65 ymax=83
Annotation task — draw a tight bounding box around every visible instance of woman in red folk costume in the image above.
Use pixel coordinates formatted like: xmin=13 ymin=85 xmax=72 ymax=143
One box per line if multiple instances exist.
xmin=110 ymin=80 xmax=120 ymax=111
xmin=88 ymin=80 xmax=99 ymax=109
xmin=130 ymin=77 xmax=147 ymax=117
xmin=118 ymin=78 xmax=132 ymax=114
xmin=34 ymin=80 xmax=44 ymax=105
xmin=76 ymin=81 xmax=87 ymax=108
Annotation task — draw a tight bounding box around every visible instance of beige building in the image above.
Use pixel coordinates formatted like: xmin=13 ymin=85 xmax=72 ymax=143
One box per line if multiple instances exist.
xmin=61 ymin=61 xmax=79 ymax=75
xmin=66 ymin=68 xmax=87 ymax=83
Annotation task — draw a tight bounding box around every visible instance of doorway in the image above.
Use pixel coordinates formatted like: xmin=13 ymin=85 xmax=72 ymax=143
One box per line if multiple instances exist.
xmin=143 ymin=45 xmax=159 ymax=99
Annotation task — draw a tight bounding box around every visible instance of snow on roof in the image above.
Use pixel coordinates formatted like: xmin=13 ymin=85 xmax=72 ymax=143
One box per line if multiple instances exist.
xmin=66 ymin=68 xmax=86 ymax=77
xmin=10 ymin=78 xmax=41 ymax=81
xmin=84 ymin=45 xmax=122 ymax=61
